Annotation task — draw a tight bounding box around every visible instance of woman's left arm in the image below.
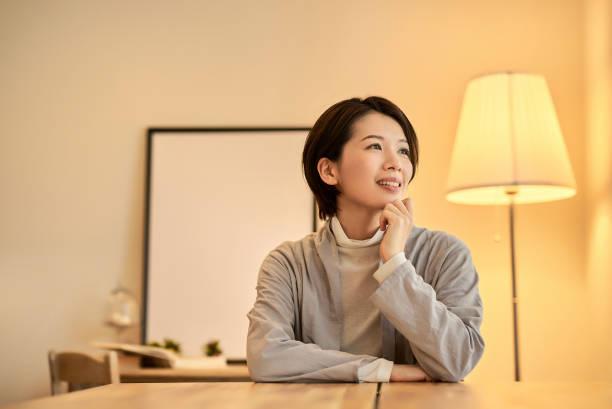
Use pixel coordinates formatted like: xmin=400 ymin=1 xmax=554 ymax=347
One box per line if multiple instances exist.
xmin=371 ymin=238 xmax=485 ymax=382
xmin=371 ymin=199 xmax=485 ymax=382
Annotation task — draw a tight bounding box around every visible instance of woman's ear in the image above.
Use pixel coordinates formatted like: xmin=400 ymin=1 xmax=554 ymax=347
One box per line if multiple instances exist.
xmin=317 ymin=158 xmax=339 ymax=186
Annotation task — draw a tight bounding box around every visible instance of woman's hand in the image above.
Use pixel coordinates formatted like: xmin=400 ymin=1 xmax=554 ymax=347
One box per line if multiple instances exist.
xmin=390 ymin=364 xmax=435 ymax=382
xmin=379 ymin=198 xmax=414 ymax=263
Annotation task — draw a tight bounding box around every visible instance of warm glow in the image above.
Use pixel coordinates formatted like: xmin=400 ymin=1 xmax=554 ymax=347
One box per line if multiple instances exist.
xmin=583 ymin=0 xmax=612 ymax=380
xmin=446 ymin=184 xmax=576 ymax=205
xmin=446 ymin=72 xmax=576 ymax=205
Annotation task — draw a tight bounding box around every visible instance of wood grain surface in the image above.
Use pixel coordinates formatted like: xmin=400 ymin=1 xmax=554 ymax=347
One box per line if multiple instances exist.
xmin=2 ymin=382 xmax=378 ymax=409
xmin=5 ymin=381 xmax=612 ymax=409
xmin=378 ymin=381 xmax=612 ymax=409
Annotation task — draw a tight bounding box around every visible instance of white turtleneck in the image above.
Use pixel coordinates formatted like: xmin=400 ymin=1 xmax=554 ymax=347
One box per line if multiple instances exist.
xmin=330 ymin=216 xmax=407 ymax=382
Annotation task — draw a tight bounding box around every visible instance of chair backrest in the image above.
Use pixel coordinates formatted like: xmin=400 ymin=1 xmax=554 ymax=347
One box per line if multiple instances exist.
xmin=48 ymin=350 xmax=120 ymax=395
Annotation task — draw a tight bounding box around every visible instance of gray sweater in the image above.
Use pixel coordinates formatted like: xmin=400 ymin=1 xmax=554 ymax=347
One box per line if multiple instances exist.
xmin=246 ymin=219 xmax=485 ymax=382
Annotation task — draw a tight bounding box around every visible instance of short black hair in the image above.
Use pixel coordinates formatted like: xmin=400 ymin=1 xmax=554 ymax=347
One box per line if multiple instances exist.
xmin=302 ymin=96 xmax=419 ymax=221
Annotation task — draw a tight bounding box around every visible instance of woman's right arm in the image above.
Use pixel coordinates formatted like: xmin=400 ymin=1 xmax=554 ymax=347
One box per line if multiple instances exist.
xmin=246 ymin=249 xmax=391 ymax=382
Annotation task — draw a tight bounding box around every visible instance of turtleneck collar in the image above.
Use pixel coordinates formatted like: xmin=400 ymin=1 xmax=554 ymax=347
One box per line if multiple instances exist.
xmin=330 ymin=216 xmax=385 ymax=249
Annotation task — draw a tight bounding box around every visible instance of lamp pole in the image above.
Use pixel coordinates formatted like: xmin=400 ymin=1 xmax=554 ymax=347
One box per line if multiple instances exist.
xmin=506 ymin=189 xmax=521 ymax=382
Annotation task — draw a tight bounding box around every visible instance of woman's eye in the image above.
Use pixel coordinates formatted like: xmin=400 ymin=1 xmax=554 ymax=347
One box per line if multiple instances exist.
xmin=367 ymin=143 xmax=382 ymax=150
xmin=399 ymin=148 xmax=410 ymax=156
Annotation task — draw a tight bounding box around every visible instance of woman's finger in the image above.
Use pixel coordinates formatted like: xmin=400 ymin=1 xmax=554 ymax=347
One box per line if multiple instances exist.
xmin=391 ymin=199 xmax=410 ymax=216
xmin=388 ymin=199 xmax=404 ymax=213
xmin=380 ymin=207 xmax=399 ymax=230
xmin=392 ymin=198 xmax=413 ymax=216
xmin=382 ymin=207 xmax=402 ymax=223
xmin=385 ymin=202 xmax=404 ymax=216
xmin=379 ymin=211 xmax=388 ymax=230
xmin=389 ymin=199 xmax=412 ymax=217
xmin=402 ymin=197 xmax=413 ymax=215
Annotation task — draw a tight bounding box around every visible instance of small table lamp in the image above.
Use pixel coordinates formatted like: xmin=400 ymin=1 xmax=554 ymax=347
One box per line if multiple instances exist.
xmin=445 ymin=72 xmax=577 ymax=381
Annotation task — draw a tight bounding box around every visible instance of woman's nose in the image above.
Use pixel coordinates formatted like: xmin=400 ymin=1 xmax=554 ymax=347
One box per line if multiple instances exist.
xmin=384 ymin=152 xmax=402 ymax=171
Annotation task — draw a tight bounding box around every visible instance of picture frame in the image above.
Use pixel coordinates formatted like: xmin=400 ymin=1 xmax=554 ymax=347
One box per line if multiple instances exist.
xmin=142 ymin=127 xmax=315 ymax=359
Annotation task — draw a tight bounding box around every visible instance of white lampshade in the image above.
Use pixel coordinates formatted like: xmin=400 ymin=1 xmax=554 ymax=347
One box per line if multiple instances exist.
xmin=446 ymin=72 xmax=576 ymax=205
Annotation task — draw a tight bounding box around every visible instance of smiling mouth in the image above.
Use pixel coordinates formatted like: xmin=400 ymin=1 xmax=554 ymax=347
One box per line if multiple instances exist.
xmin=377 ymin=181 xmax=401 ymax=187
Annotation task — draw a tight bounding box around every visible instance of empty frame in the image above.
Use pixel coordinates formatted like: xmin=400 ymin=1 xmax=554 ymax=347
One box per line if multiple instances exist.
xmin=144 ymin=128 xmax=314 ymax=359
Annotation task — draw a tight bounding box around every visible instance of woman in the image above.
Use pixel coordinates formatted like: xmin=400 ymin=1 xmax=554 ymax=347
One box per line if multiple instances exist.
xmin=247 ymin=96 xmax=485 ymax=383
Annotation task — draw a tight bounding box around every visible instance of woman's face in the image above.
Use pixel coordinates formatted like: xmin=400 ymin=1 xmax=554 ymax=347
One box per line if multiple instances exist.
xmin=334 ymin=111 xmax=413 ymax=211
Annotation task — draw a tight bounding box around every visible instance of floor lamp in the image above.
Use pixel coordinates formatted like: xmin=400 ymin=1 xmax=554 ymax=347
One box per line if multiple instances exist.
xmin=445 ymin=72 xmax=577 ymax=382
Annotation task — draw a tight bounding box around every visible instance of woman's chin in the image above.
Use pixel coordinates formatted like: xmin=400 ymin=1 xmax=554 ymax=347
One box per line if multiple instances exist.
xmin=381 ymin=194 xmax=404 ymax=204
xmin=373 ymin=198 xmax=401 ymax=209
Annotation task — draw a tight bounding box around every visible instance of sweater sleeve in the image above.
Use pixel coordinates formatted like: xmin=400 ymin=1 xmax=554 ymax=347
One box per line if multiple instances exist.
xmin=373 ymin=252 xmax=407 ymax=283
xmin=246 ymin=249 xmax=392 ymax=382
xmin=369 ymin=234 xmax=485 ymax=382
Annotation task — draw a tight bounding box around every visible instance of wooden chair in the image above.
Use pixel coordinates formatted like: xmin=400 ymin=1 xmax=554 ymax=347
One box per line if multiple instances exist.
xmin=48 ymin=350 xmax=120 ymax=395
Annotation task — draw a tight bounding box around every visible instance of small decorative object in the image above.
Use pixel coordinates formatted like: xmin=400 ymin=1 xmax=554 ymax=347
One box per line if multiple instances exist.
xmin=204 ymin=340 xmax=223 ymax=357
xmin=104 ymin=282 xmax=139 ymax=342
xmin=146 ymin=338 xmax=182 ymax=354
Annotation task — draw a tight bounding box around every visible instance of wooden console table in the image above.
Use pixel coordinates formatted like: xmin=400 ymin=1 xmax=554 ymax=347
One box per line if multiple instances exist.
xmin=118 ymin=355 xmax=251 ymax=383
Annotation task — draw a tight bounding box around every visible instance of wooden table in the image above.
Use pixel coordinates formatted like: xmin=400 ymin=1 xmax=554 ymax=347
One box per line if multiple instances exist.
xmin=378 ymin=381 xmax=612 ymax=409
xmin=2 ymin=383 xmax=376 ymax=409
xmin=3 ymin=381 xmax=611 ymax=409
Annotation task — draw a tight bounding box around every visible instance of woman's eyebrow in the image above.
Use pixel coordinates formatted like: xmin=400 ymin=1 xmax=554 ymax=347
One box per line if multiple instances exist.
xmin=360 ymin=134 xmax=409 ymax=145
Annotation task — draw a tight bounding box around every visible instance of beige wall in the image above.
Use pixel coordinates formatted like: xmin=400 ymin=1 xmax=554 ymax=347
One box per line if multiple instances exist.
xmin=0 ymin=0 xmax=607 ymax=404
xmin=585 ymin=0 xmax=612 ymax=381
